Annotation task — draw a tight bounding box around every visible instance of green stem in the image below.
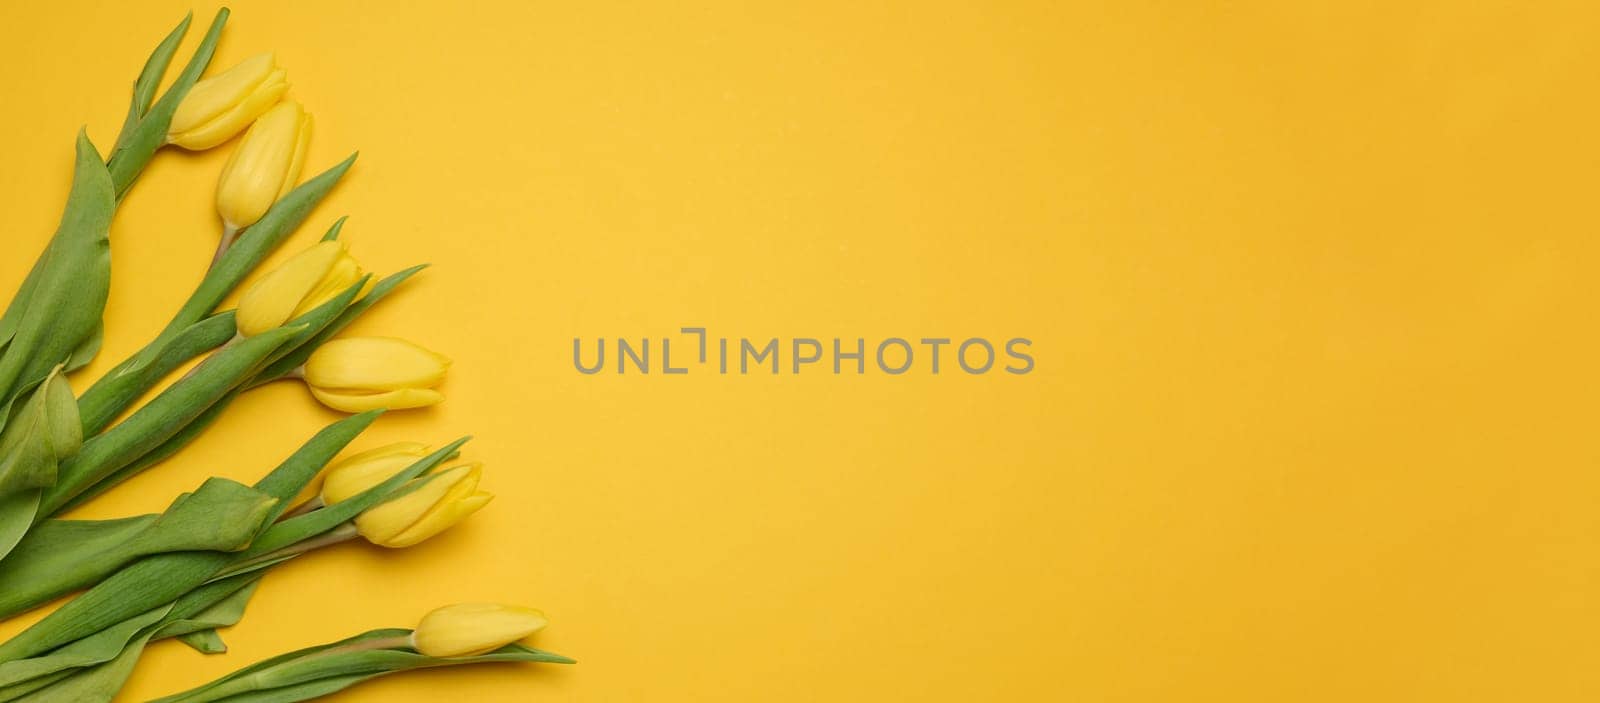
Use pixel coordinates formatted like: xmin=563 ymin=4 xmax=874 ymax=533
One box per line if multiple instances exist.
xmin=160 ymin=635 xmax=414 ymax=703
xmin=212 ymin=522 xmax=358 ymax=580
xmin=209 ymin=224 xmax=239 ymax=271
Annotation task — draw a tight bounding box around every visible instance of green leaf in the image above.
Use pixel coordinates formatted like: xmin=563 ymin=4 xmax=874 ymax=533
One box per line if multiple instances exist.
xmin=23 ymin=631 xmax=152 ymax=702
xmin=0 ymin=133 xmax=113 ymax=430
xmin=151 ymin=629 xmax=573 ymax=703
xmin=0 ymin=514 xmax=152 ymax=618
xmin=250 ymin=412 xmax=384 ymax=522
xmin=0 ymin=491 xmax=40 ymax=579
xmin=37 ymin=326 xmax=301 ymax=518
xmin=62 ymin=322 xmax=103 ymax=373
xmin=319 ymin=216 xmax=348 ymax=242
xmin=60 ymin=389 xmax=239 ymax=515
xmin=0 ymin=418 xmax=380 ymax=663
xmin=176 ymin=629 xmax=228 ymax=655
xmin=0 ymin=573 xmax=260 ymax=696
xmin=149 ymin=630 xmax=405 ymax=703
xmin=106 ymin=9 xmax=229 ymax=198
xmin=10 ymin=437 xmax=465 ymax=666
xmin=133 ymin=479 xmax=276 ymax=554
xmin=0 ymin=668 xmax=72 ymax=702
xmin=0 ymin=258 xmax=46 ymax=358
xmin=0 ymin=606 xmax=169 ymax=689
xmin=192 ymin=673 xmax=380 ymax=703
xmin=163 ymin=578 xmax=262 ymax=654
xmin=0 ymin=478 xmax=275 ymax=619
xmin=0 ymin=368 xmax=79 ymax=495
xmin=0 ymin=551 xmax=230 ymax=665
xmin=113 ymin=12 xmax=193 ymax=155
xmin=76 ymin=311 xmax=235 ymax=435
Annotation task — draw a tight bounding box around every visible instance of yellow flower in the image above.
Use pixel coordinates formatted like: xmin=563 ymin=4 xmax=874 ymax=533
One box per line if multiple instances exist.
xmin=413 ymin=604 xmax=548 ymax=658
xmin=303 ymin=337 xmax=450 ymax=413
xmin=215 ymin=100 xmax=312 ymax=233
xmin=235 ymin=241 xmax=365 ymax=337
xmin=168 ymin=52 xmax=290 ymax=150
xmin=318 ymin=442 xmax=431 ymax=505
xmin=353 ymin=463 xmax=492 ymax=547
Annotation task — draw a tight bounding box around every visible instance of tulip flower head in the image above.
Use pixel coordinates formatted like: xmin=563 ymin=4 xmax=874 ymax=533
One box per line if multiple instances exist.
xmin=352 ymin=462 xmax=492 ymax=548
xmin=235 ymin=241 xmax=365 ymax=337
xmin=168 ymin=52 xmax=290 ymax=150
xmin=412 ymin=604 xmax=549 ymax=658
xmin=303 ymin=337 xmax=450 ymax=412
xmin=318 ymin=441 xmax=432 ymax=505
xmin=215 ymin=100 xmax=312 ymax=238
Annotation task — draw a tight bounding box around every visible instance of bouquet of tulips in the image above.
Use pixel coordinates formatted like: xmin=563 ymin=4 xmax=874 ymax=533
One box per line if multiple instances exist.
xmin=0 ymin=9 xmax=568 ymax=702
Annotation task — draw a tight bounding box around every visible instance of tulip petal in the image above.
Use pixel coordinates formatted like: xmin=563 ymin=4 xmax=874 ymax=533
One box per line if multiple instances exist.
xmin=308 ymin=387 xmax=445 ymax=413
xmin=295 ymin=251 xmax=363 ymax=317
xmin=355 ymin=465 xmax=475 ymax=544
xmin=168 ymin=69 xmax=289 ymax=150
xmin=385 ymin=492 xmax=492 ymax=549
xmin=235 ymin=241 xmax=344 ymax=337
xmin=304 ymin=337 xmax=451 ymax=392
xmin=319 ymin=442 xmax=432 ymax=505
xmin=383 ymin=464 xmax=484 ymax=547
xmin=169 ymin=53 xmax=276 ymax=137
xmin=277 ymin=110 xmax=313 ymax=199
xmin=216 ymin=101 xmax=309 ymax=229
xmin=413 ymin=603 xmax=548 ymax=658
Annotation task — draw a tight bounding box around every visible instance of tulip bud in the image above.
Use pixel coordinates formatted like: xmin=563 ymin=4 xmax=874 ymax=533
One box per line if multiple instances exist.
xmin=354 ymin=463 xmax=492 ymax=547
xmin=215 ymin=100 xmax=313 ymax=234
xmin=412 ymin=603 xmax=549 ymax=658
xmin=168 ymin=52 xmax=290 ymax=150
xmin=303 ymin=337 xmax=450 ymax=413
xmin=319 ymin=441 xmax=431 ymax=505
xmin=235 ymin=241 xmax=365 ymax=337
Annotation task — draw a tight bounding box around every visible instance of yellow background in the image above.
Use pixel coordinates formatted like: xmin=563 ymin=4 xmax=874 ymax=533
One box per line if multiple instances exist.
xmin=0 ymin=1 xmax=1595 ymax=700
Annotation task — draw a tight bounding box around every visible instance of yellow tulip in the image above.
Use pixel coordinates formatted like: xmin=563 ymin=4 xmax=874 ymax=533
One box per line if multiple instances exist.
xmin=412 ymin=604 xmax=548 ymax=658
xmin=303 ymin=337 xmax=450 ymax=413
xmin=318 ymin=442 xmax=431 ymax=505
xmin=215 ymin=100 xmax=312 ymax=235
xmin=354 ymin=463 xmax=492 ymax=547
xmin=235 ymin=241 xmax=365 ymax=337
xmin=168 ymin=52 xmax=290 ymax=150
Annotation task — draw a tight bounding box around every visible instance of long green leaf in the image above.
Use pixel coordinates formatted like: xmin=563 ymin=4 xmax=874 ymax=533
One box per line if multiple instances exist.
xmin=23 ymin=632 xmax=150 ymax=702
xmin=151 ymin=628 xmax=573 ymax=703
xmin=62 ymin=274 xmax=365 ymax=511
xmin=0 ymin=418 xmax=381 ymax=662
xmin=0 ymin=368 xmax=79 ymax=495
xmin=36 ymin=326 xmax=300 ymax=518
xmin=0 ymin=606 xmax=169 ymax=689
xmin=160 ymin=578 xmax=263 ymax=653
xmin=59 ymin=389 xmax=238 ymax=515
xmin=0 ymin=478 xmax=275 ymax=619
xmin=77 ymin=311 xmax=235 ymax=435
xmin=62 ymin=322 xmax=102 ymax=373
xmin=0 ymin=132 xmax=113 ymax=423
xmin=105 ymin=9 xmax=229 ymax=198
xmin=0 ymin=573 xmax=260 ymax=697
xmin=0 ymin=491 xmax=39 ymax=567
xmin=112 ymin=12 xmax=192 ymax=155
